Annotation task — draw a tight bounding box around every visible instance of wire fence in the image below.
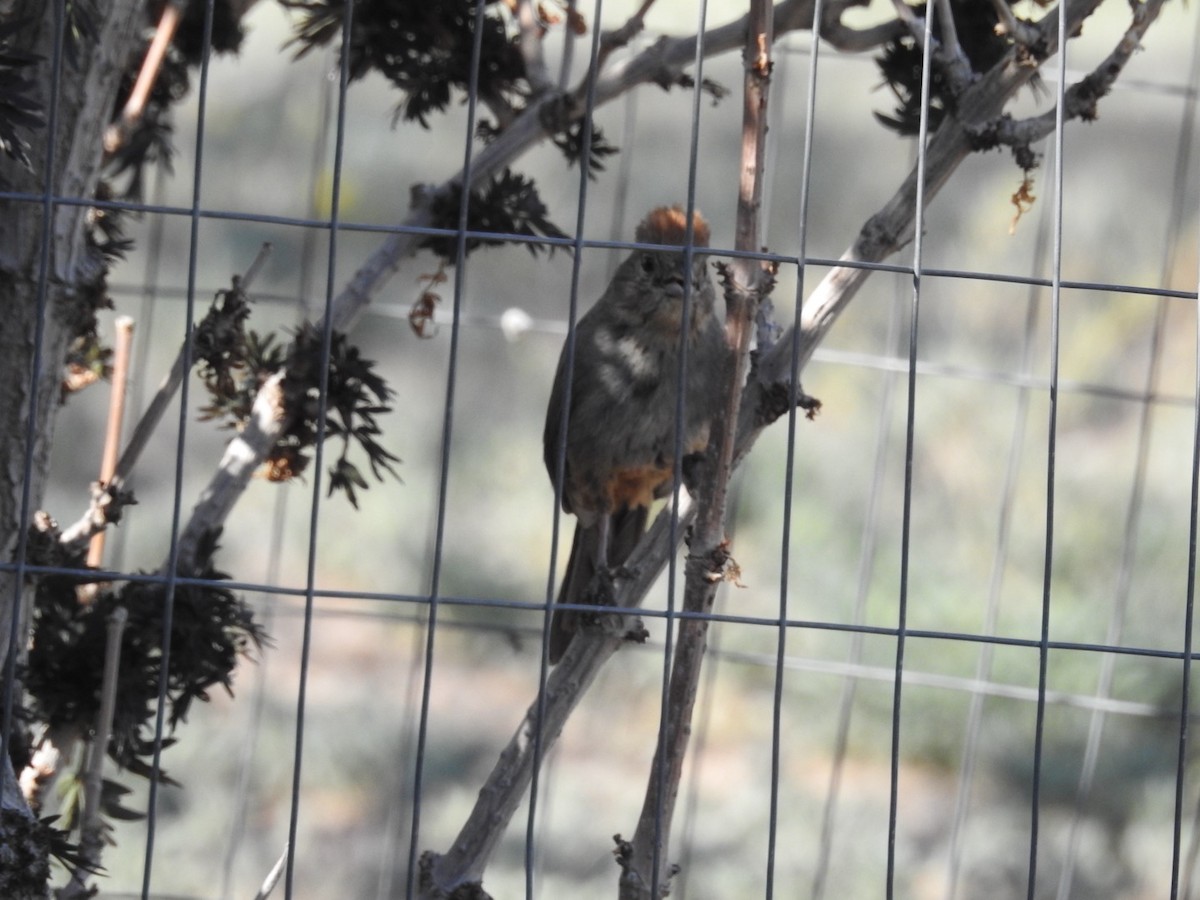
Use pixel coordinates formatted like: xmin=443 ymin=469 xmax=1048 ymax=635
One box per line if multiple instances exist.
xmin=5 ymin=1 xmax=1200 ymax=898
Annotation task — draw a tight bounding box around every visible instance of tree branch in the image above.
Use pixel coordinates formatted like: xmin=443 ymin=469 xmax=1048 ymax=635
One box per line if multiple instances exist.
xmin=515 ymin=0 xmax=555 ymax=97
xmin=820 ymin=0 xmax=908 ymax=52
xmin=56 ymin=244 xmax=272 ymax=557
xmin=619 ymin=0 xmax=775 ymax=895
xmin=965 ymin=0 xmax=1169 ymax=153
xmin=991 ymin=0 xmax=1042 ymax=47
xmin=422 ymin=497 xmax=692 ymax=896
xmin=786 ymin=0 xmax=1105 ymax=387
xmin=59 ymin=606 xmax=127 ymax=898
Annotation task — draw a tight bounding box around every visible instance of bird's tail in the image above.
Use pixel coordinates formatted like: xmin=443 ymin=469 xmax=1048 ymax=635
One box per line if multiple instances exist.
xmin=548 ymin=506 xmax=649 ymax=663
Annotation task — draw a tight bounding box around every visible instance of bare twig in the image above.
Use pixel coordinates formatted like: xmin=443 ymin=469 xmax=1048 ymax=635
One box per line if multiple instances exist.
xmin=592 ymin=0 xmax=657 ymax=77
xmin=57 ymin=244 xmax=272 ymax=554
xmin=933 ymin=0 xmax=972 ymax=84
xmin=59 ymin=607 xmax=128 ymax=899
xmin=619 ymin=3 xmax=775 ymax=897
xmin=174 ymin=371 xmax=286 ymax=572
xmin=966 ymin=0 xmax=1169 ymax=152
xmin=86 ymin=316 xmax=135 ymax=574
xmin=889 ymin=0 xmax=974 ymax=94
xmin=991 ymin=0 xmax=1042 ymax=46
xmin=103 ymin=1 xmax=183 ymax=156
xmin=890 ymin=0 xmax=925 ymax=41
xmin=819 ymin=0 xmax=908 ymax=52
xmin=516 ymin=0 xmax=555 ymax=96
xmin=421 ymin=495 xmax=693 ymax=896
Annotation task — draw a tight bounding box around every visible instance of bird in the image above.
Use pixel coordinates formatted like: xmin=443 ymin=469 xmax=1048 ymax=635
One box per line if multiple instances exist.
xmin=542 ymin=205 xmax=729 ymax=663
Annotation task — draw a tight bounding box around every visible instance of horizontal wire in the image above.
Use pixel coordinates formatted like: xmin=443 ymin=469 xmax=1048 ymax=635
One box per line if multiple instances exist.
xmin=10 ymin=189 xmax=1200 ymax=303
xmin=99 ymin=280 xmax=1200 ymax=410
xmin=95 ymin=591 xmax=1179 ymax=722
xmin=10 ymin=560 xmax=1195 ymax=664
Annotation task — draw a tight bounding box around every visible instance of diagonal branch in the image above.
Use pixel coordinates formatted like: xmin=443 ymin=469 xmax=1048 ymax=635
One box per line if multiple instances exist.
xmin=619 ymin=0 xmax=776 ymax=895
xmin=56 ymin=244 xmax=272 ymax=556
xmin=515 ymin=0 xmax=555 ymax=98
xmin=820 ymin=0 xmax=908 ymax=52
xmin=964 ymin=0 xmax=1170 ymax=155
xmin=786 ymin=0 xmax=1101 ymax=381
xmin=991 ymin=0 xmax=1042 ymax=46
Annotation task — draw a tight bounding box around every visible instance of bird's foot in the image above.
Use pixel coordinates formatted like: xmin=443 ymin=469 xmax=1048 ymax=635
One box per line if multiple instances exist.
xmin=582 ymin=566 xmax=618 ymax=607
xmin=577 ymin=567 xmax=645 ymax=647
xmin=622 ymin=617 xmax=649 ymax=647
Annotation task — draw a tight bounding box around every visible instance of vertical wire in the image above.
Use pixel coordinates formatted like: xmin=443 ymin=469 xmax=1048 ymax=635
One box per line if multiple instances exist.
xmin=1 ymin=0 xmax=66 ymax=771
xmin=282 ymin=0 xmax=356 ymax=895
xmin=814 ymin=263 xmax=905 ymax=900
xmin=885 ymin=3 xmax=937 ymax=895
xmin=809 ymin=44 xmax=918 ymax=900
xmin=217 ymin=556 xmax=281 ymax=899
xmin=1057 ymin=14 xmax=1200 ymax=897
xmin=110 ymin=161 xmax=168 ymax=572
xmin=1027 ymin=1 xmax=1070 ymax=895
xmin=219 ymin=47 xmax=339 ymax=900
xmin=377 ymin=617 xmax=430 ymax=899
xmin=765 ymin=3 xmax=824 ymax=897
xmin=1172 ymin=34 xmax=1200 ymax=899
xmin=404 ymin=3 xmax=488 ymax=895
xmin=1176 ymin=302 xmax=1200 ymax=897
xmin=942 ymin=224 xmax=1048 ymax=900
xmin=604 ymin=89 xmax=639 ymax=284
xmin=139 ymin=0 xmax=216 ymax=892
xmin=527 ymin=2 xmax=606 ymax=894
xmin=673 ymin=578 xmax=726 ymax=900
xmin=649 ymin=2 xmax=711 ymax=895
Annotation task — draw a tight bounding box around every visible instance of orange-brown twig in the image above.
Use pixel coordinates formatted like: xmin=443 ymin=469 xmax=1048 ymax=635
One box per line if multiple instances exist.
xmin=103 ymin=2 xmax=182 ymax=156
xmin=85 ymin=316 xmax=135 ymax=576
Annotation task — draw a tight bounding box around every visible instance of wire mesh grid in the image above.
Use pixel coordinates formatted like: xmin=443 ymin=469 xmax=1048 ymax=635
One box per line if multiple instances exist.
xmin=3 ymin=0 xmax=1200 ymax=898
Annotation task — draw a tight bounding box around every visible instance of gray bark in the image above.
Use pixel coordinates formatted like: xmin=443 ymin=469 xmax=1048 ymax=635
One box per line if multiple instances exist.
xmin=0 ymin=0 xmax=145 ymax=825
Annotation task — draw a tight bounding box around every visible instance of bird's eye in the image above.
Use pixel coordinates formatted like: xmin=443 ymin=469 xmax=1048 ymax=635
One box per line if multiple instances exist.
xmin=639 ymin=255 xmax=655 ymax=274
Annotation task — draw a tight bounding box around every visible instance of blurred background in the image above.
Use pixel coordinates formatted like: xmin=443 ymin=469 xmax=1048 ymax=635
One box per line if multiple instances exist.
xmin=41 ymin=0 xmax=1200 ymax=897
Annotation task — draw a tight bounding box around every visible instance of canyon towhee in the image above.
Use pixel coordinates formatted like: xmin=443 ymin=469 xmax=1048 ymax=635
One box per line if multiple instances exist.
xmin=543 ymin=206 xmax=729 ymax=663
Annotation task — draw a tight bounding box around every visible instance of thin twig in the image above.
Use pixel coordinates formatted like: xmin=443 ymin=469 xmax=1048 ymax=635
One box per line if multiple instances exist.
xmin=516 ymin=0 xmax=554 ymax=96
xmin=888 ymin=0 xmax=974 ymax=95
xmin=592 ymin=0 xmax=658 ymax=77
xmin=619 ymin=1 xmax=774 ymax=895
xmin=60 ymin=606 xmax=128 ymax=899
xmin=966 ymin=0 xmax=1169 ymax=152
xmin=819 ymin=0 xmax=908 ymax=51
xmin=933 ymin=0 xmax=970 ymax=80
xmin=86 ymin=316 xmax=135 ymax=575
xmin=991 ymin=0 xmax=1042 ymax=46
xmin=103 ymin=1 xmax=183 ymax=156
xmin=57 ymin=243 xmax=272 ymax=552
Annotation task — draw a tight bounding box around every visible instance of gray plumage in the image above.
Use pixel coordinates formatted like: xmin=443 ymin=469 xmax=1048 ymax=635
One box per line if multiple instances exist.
xmin=543 ymin=206 xmax=728 ymax=663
